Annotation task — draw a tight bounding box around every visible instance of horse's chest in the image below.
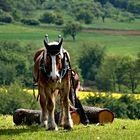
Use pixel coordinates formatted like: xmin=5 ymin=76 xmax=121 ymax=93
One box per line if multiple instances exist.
xmin=40 ymin=81 xmax=62 ymax=91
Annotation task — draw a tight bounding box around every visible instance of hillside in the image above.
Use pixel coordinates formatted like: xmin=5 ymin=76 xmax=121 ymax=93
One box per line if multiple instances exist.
xmin=0 ymin=0 xmax=140 ymax=26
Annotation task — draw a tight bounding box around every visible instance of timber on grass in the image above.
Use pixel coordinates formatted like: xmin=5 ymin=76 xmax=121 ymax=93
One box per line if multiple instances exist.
xmin=83 ymin=106 xmax=114 ymax=124
xmin=13 ymin=107 xmax=114 ymax=125
xmin=13 ymin=109 xmax=80 ymax=125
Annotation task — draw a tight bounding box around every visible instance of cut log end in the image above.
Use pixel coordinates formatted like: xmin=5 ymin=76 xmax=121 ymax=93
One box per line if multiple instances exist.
xmin=98 ymin=110 xmax=114 ymax=123
xmin=83 ymin=106 xmax=114 ymax=124
xmin=71 ymin=111 xmax=80 ymax=125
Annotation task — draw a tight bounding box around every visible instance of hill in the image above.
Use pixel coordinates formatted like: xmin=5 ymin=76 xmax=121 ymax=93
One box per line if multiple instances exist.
xmin=0 ymin=0 xmax=140 ymax=25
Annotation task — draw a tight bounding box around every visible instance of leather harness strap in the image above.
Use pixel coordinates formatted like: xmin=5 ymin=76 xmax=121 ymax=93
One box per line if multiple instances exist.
xmin=33 ymin=48 xmax=89 ymax=125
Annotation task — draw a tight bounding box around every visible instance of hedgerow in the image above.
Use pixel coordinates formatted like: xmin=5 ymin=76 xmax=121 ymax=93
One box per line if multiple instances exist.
xmin=81 ymin=94 xmax=140 ymax=119
xmin=0 ymin=82 xmax=39 ymax=115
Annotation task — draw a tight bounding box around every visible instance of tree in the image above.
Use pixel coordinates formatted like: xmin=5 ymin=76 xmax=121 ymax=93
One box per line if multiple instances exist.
xmin=97 ymin=0 xmax=108 ymax=6
xmin=0 ymin=0 xmax=12 ymax=12
xmin=17 ymin=0 xmax=36 ymax=15
xmin=39 ymin=11 xmax=56 ymax=24
xmin=92 ymin=2 xmax=103 ymax=19
xmin=76 ymin=10 xmax=93 ymax=24
xmin=120 ymin=56 xmax=140 ymax=93
xmin=96 ymin=55 xmax=140 ymax=93
xmin=96 ymin=55 xmax=120 ymax=91
xmin=101 ymin=2 xmax=117 ymax=22
xmin=79 ymin=43 xmax=105 ymax=84
xmin=62 ymin=21 xmax=82 ymax=40
xmin=0 ymin=41 xmax=33 ymax=86
xmin=54 ymin=14 xmax=64 ymax=25
xmin=0 ymin=62 xmax=16 ymax=85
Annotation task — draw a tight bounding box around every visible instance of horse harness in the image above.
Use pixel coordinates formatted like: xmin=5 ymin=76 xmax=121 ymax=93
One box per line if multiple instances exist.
xmin=33 ymin=35 xmax=89 ymax=125
xmin=40 ymin=50 xmax=70 ymax=82
xmin=33 ymin=48 xmax=71 ymax=100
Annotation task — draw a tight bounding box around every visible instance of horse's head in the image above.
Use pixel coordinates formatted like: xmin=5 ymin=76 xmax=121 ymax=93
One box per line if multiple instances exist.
xmin=43 ymin=36 xmax=65 ymax=81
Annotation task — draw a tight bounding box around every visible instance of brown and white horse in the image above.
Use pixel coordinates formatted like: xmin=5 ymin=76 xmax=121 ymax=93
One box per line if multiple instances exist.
xmin=34 ymin=36 xmax=73 ymax=130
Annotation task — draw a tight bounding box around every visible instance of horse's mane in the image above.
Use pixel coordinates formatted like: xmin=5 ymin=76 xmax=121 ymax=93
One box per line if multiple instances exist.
xmin=34 ymin=48 xmax=45 ymax=62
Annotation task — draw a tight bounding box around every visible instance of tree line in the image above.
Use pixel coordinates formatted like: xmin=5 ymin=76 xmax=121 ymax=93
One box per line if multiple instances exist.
xmin=0 ymin=0 xmax=139 ymax=25
xmin=79 ymin=44 xmax=140 ymax=93
xmin=0 ymin=41 xmax=36 ymax=87
xmin=0 ymin=41 xmax=139 ymax=93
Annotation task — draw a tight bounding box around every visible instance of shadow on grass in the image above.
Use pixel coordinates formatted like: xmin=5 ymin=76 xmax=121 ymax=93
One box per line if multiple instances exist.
xmin=0 ymin=126 xmax=40 ymax=136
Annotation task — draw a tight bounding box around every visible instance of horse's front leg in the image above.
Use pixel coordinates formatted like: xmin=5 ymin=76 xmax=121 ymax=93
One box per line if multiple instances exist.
xmin=39 ymin=86 xmax=48 ymax=128
xmin=61 ymin=86 xmax=73 ymax=130
xmin=46 ymin=91 xmax=58 ymax=131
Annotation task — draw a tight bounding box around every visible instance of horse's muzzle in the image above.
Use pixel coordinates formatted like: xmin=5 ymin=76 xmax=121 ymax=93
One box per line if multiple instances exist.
xmin=50 ymin=76 xmax=60 ymax=82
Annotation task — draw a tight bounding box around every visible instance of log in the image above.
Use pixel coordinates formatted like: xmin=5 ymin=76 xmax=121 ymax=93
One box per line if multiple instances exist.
xmin=13 ymin=109 xmax=80 ymax=125
xmin=13 ymin=107 xmax=114 ymax=126
xmin=13 ymin=109 xmax=40 ymax=125
xmin=83 ymin=106 xmax=114 ymax=124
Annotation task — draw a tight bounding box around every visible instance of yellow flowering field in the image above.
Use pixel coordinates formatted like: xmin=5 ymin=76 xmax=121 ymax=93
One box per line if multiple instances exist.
xmin=1 ymin=88 xmax=140 ymax=100
xmin=24 ymin=89 xmax=140 ymax=100
xmin=78 ymin=91 xmax=140 ymax=100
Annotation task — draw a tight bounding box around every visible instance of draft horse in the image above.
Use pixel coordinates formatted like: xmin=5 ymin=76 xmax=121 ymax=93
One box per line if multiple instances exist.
xmin=34 ymin=35 xmax=73 ymax=130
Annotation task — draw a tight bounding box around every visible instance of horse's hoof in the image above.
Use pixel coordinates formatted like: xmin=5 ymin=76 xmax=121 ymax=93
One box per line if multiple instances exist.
xmin=40 ymin=121 xmax=48 ymax=128
xmin=48 ymin=127 xmax=58 ymax=131
xmin=64 ymin=125 xmax=73 ymax=130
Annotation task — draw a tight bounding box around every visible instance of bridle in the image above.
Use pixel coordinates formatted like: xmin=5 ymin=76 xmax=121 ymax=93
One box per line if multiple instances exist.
xmin=40 ymin=35 xmax=70 ymax=83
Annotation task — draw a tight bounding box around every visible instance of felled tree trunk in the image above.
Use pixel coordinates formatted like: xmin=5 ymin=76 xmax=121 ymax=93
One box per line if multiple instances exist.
xmin=13 ymin=109 xmax=80 ymax=126
xmin=13 ymin=106 xmax=114 ymax=126
xmin=83 ymin=106 xmax=114 ymax=124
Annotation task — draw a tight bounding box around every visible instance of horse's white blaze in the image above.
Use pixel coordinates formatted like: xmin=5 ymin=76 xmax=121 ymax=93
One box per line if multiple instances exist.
xmin=50 ymin=55 xmax=59 ymax=79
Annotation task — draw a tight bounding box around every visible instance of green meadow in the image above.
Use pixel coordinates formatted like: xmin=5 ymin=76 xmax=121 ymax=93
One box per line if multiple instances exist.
xmin=0 ymin=115 xmax=140 ymax=140
xmin=0 ymin=20 xmax=140 ymax=140
xmin=84 ymin=18 xmax=140 ymax=30
xmin=0 ymin=23 xmax=140 ymax=58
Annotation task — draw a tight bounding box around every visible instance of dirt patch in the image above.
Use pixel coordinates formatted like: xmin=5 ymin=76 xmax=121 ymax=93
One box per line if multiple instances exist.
xmin=82 ymin=28 xmax=140 ymax=36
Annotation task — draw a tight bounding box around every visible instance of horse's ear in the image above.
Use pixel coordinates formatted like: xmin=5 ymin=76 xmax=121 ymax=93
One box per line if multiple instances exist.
xmin=58 ymin=38 xmax=63 ymax=48
xmin=44 ymin=40 xmax=49 ymax=49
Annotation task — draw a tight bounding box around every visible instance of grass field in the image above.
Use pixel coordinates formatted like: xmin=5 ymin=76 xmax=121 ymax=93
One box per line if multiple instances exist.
xmin=0 ymin=23 xmax=140 ymax=57
xmin=0 ymin=115 xmax=140 ymax=140
xmin=84 ymin=18 xmax=140 ymax=30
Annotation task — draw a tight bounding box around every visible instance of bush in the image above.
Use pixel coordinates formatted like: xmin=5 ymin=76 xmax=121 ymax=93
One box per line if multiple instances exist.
xmin=76 ymin=10 xmax=93 ymax=24
xmin=55 ymin=14 xmax=64 ymax=25
xmin=39 ymin=11 xmax=56 ymax=24
xmin=81 ymin=94 xmax=140 ymax=119
xmin=79 ymin=43 xmax=105 ymax=83
xmin=0 ymin=14 xmax=13 ymax=23
xmin=0 ymin=82 xmax=39 ymax=115
xmin=62 ymin=21 xmax=82 ymax=40
xmin=0 ymin=41 xmax=37 ymax=87
xmin=21 ymin=19 xmax=40 ymax=26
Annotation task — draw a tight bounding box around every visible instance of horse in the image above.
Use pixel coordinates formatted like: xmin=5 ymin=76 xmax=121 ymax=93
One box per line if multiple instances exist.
xmin=34 ymin=35 xmax=73 ymax=130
